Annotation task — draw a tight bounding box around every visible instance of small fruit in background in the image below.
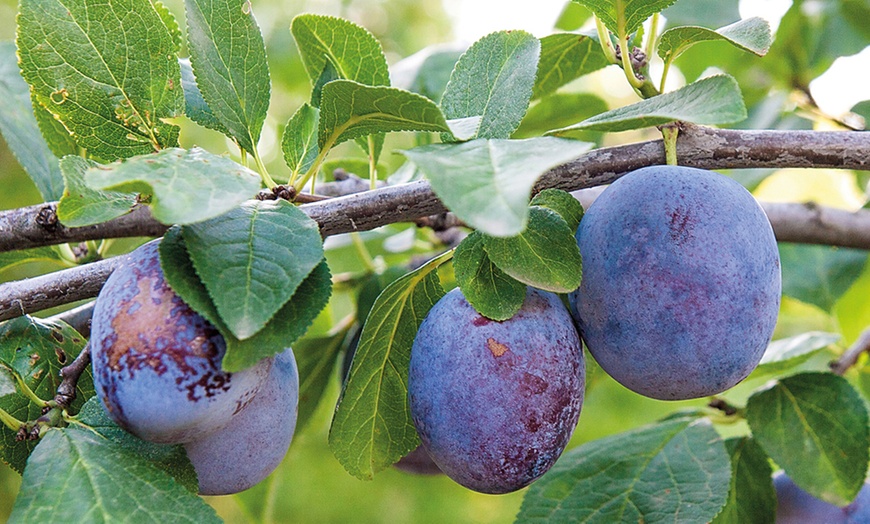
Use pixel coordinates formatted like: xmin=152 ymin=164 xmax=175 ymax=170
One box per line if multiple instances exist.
xmin=90 ymin=240 xmax=271 ymax=444
xmin=571 ymin=165 xmax=781 ymax=400
xmin=409 ymin=287 xmax=584 ymax=494
xmin=774 ymin=472 xmax=870 ymax=523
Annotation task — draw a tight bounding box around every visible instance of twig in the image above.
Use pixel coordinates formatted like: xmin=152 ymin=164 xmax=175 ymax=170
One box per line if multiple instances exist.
xmin=49 ymin=301 xmax=96 ymax=337
xmin=830 ymin=327 xmax=870 ymax=375
xmin=53 ymin=343 xmax=91 ymax=410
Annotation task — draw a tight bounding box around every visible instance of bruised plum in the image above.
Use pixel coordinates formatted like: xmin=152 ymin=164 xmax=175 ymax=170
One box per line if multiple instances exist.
xmin=775 ymin=472 xmax=870 ymax=523
xmin=185 ymin=348 xmax=299 ymax=495
xmin=409 ymin=287 xmax=584 ymax=494
xmin=570 ymin=166 xmax=781 ymax=400
xmin=90 ymin=240 xmax=270 ymax=444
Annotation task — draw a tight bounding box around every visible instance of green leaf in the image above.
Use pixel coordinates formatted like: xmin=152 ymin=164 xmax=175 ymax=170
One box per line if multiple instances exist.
xmin=711 ymin=437 xmax=776 ymax=524
xmin=179 ymin=58 xmax=227 ymax=134
xmin=517 ymin=417 xmax=731 ymax=523
xmin=329 ymin=253 xmax=448 ymax=480
xmin=754 ymin=331 xmax=841 ymax=375
xmin=453 ymin=232 xmax=526 ymax=321
xmin=394 ymin=47 xmax=464 ymax=103
xmin=533 ymin=34 xmax=609 ymax=100
xmin=658 ymin=18 xmax=772 ymax=66
xmin=549 ymin=75 xmax=747 ymax=134
xmin=17 ymin=0 xmax=184 ymax=162
xmin=75 ymin=397 xmax=198 ymax=493
xmin=318 ymin=80 xmax=450 ymax=150
xmin=402 ymin=137 xmax=592 ymax=237
xmin=530 ymin=188 xmax=585 ymax=232
xmin=181 ymin=199 xmax=324 ymax=340
xmin=159 ymin=227 xmax=332 ymax=372
xmin=0 ymin=247 xmax=66 ymax=274
xmin=57 ymin=156 xmax=138 ymax=228
xmin=780 ymin=243 xmax=868 ymax=311
xmin=185 ymin=0 xmax=271 ymax=155
xmin=294 ymin=328 xmax=349 ymax=432
xmin=83 ymin=147 xmax=262 ymax=226
xmin=31 ymin=94 xmax=78 ymax=160
xmin=514 ymin=92 xmax=608 ymax=140
xmin=0 ymin=368 xmax=14 ymax=398
xmin=572 ymin=0 xmax=680 ymax=35
xmin=440 ymin=30 xmax=541 ymax=140
xmin=0 ymin=42 xmax=64 ymax=201
xmin=283 ymin=103 xmax=320 ymax=177
xmin=0 ymin=316 xmax=92 ymax=473
xmin=9 ymin=427 xmax=220 ymax=523
xmin=746 ymin=372 xmax=870 ymax=506
xmin=483 ymin=207 xmax=583 ymax=293
xmin=662 ymin=0 xmax=740 ymax=28
xmin=311 ymin=60 xmax=341 ymax=108
xmin=291 ymin=14 xmax=390 ymax=87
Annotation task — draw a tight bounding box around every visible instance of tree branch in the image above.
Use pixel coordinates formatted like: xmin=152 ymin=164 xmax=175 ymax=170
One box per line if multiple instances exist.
xmin=830 ymin=327 xmax=870 ymax=375
xmin=1 ymin=127 xmax=868 ymax=253
xmin=1 ymin=127 xmax=870 ymax=321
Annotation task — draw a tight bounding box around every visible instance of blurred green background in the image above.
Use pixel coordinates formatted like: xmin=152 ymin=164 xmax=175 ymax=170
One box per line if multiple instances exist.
xmin=1 ymin=0 xmax=870 ymax=522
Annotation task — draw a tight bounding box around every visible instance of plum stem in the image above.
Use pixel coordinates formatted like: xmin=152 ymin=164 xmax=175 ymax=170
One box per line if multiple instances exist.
xmin=830 ymin=326 xmax=870 ymax=375
xmin=54 ymin=343 xmax=92 ymax=411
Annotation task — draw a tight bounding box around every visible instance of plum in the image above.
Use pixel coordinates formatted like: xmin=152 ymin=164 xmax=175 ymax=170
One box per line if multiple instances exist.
xmin=185 ymin=348 xmax=299 ymax=496
xmin=90 ymin=240 xmax=271 ymax=444
xmin=409 ymin=287 xmax=584 ymax=494
xmin=570 ymin=166 xmax=781 ymax=400
xmin=774 ymin=472 xmax=870 ymax=523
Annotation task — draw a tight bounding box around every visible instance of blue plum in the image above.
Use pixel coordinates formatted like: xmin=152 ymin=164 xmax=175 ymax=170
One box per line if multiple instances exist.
xmin=570 ymin=166 xmax=781 ymax=400
xmin=775 ymin=472 xmax=870 ymax=523
xmin=185 ymin=348 xmax=299 ymax=495
xmin=409 ymin=287 xmax=584 ymax=494
xmin=90 ymin=240 xmax=271 ymax=444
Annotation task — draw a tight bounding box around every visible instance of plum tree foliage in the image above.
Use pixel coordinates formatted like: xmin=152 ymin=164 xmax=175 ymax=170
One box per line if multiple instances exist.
xmin=0 ymin=0 xmax=868 ymax=522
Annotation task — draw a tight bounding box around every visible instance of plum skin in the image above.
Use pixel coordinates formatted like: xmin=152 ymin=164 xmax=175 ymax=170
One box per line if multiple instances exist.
xmin=185 ymin=348 xmax=299 ymax=496
xmin=409 ymin=287 xmax=585 ymax=494
xmin=774 ymin=472 xmax=870 ymax=523
xmin=570 ymin=166 xmax=781 ymax=400
xmin=90 ymin=240 xmax=270 ymax=444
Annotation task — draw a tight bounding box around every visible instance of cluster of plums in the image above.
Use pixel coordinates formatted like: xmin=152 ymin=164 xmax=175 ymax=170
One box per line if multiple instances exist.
xmin=89 ymin=241 xmax=299 ymax=495
xmin=408 ymin=165 xmax=783 ymax=494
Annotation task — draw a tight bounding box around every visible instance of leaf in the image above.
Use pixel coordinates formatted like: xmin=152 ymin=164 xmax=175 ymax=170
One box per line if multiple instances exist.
xmin=282 ymin=103 xmax=320 ymax=176
xmin=746 ymin=372 xmax=870 ymax=506
xmin=572 ymin=0 xmax=681 ymax=35
xmin=75 ymin=397 xmax=198 ymax=493
xmin=17 ymin=0 xmax=184 ymax=162
xmin=31 ymin=94 xmax=78 ymax=160
xmin=530 ymin=188 xmax=585 ymax=232
xmin=440 ymin=30 xmax=541 ymax=140
xmin=533 ymin=34 xmax=609 ymax=100
xmin=394 ymin=47 xmax=464 ymax=102
xmin=779 ymin=243 xmax=868 ymax=311
xmin=0 ymin=316 xmax=92 ymax=473
xmin=294 ymin=328 xmax=349 ymax=432
xmin=179 ymin=58 xmax=227 ymax=134
xmin=549 ymin=75 xmax=747 ymax=134
xmin=0 ymin=42 xmax=64 ymax=201
xmin=8 ymin=427 xmax=220 ymax=523
xmin=185 ymin=0 xmax=271 ymax=155
xmin=514 ymin=92 xmax=608 ymax=140
xmin=711 ymin=437 xmax=776 ymax=524
xmin=0 ymin=247 xmax=66 ymax=274
xmin=483 ymin=207 xmax=583 ymax=293
xmin=291 ymin=14 xmax=390 ymax=87
xmin=57 ymin=156 xmax=138 ymax=228
xmin=181 ymin=199 xmax=324 ymax=340
xmin=402 ymin=137 xmax=592 ymax=237
xmin=83 ymin=147 xmax=262 ymax=226
xmin=329 ymin=253 xmax=448 ymax=480
xmin=662 ymin=0 xmax=740 ymax=28
xmin=517 ymin=417 xmax=731 ymax=523
xmin=658 ymin=18 xmax=773 ymax=66
xmin=159 ymin=227 xmax=332 ymax=372
xmin=318 ymin=80 xmax=450 ymax=150
xmin=453 ymin=232 xmax=526 ymax=321
xmin=311 ymin=60 xmax=341 ymax=108
xmin=754 ymin=331 xmax=841 ymax=375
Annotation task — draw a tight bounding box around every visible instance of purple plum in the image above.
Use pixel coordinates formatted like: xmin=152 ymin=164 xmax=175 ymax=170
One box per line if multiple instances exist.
xmin=90 ymin=240 xmax=271 ymax=444
xmin=775 ymin=472 xmax=870 ymax=523
xmin=409 ymin=287 xmax=584 ymax=494
xmin=570 ymin=166 xmax=781 ymax=400
xmin=185 ymin=348 xmax=299 ymax=496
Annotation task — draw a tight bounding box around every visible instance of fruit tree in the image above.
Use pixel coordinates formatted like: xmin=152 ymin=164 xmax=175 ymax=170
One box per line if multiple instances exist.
xmin=0 ymin=0 xmax=869 ymax=522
